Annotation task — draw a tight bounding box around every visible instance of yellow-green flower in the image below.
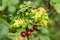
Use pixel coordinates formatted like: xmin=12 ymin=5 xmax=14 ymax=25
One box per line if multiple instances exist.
xmin=12 ymin=19 xmax=27 ymax=28
xmin=32 ymin=7 xmax=49 ymax=27
xmin=37 ymin=7 xmax=46 ymax=13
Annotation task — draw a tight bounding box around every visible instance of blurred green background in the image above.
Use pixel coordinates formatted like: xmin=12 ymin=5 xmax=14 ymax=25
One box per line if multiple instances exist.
xmin=0 ymin=0 xmax=60 ymax=40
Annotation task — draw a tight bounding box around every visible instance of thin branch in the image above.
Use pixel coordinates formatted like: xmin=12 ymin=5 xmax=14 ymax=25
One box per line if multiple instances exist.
xmin=26 ymin=26 xmax=29 ymax=40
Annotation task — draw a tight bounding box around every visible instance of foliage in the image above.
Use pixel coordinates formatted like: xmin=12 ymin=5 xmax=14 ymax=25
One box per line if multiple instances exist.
xmin=50 ymin=0 xmax=60 ymax=13
xmin=0 ymin=0 xmax=60 ymax=40
xmin=0 ymin=0 xmax=19 ymax=12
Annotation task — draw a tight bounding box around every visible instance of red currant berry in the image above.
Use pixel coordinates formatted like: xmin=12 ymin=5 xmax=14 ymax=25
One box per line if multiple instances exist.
xmin=33 ymin=25 xmax=37 ymax=30
xmin=21 ymin=32 xmax=26 ymax=37
xmin=26 ymin=31 xmax=31 ymax=36
xmin=29 ymin=28 xmax=34 ymax=32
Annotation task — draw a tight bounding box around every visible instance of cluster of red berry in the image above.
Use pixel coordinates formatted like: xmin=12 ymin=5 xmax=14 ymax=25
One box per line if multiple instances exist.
xmin=21 ymin=25 xmax=37 ymax=37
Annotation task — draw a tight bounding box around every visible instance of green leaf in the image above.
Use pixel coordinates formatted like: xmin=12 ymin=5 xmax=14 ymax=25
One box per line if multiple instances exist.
xmin=30 ymin=36 xmax=38 ymax=40
xmin=0 ymin=0 xmax=7 ymax=11
xmin=50 ymin=0 xmax=60 ymax=13
xmin=33 ymin=0 xmax=45 ymax=8
xmin=41 ymin=28 xmax=49 ymax=34
xmin=40 ymin=34 xmax=50 ymax=40
xmin=0 ymin=36 xmax=11 ymax=40
xmin=0 ymin=6 xmax=6 ymax=11
xmin=37 ymin=27 xmax=49 ymax=35
xmin=0 ymin=23 xmax=9 ymax=40
xmin=9 ymin=0 xmax=19 ymax=5
xmin=50 ymin=0 xmax=56 ymax=6
xmin=23 ymin=37 xmax=27 ymax=40
xmin=0 ymin=18 xmax=10 ymax=40
xmin=54 ymin=4 xmax=60 ymax=13
xmin=8 ymin=6 xmax=16 ymax=12
xmin=0 ymin=0 xmax=2 ymax=6
xmin=0 ymin=0 xmax=19 ymax=12
xmin=0 ymin=23 xmax=8 ymax=38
